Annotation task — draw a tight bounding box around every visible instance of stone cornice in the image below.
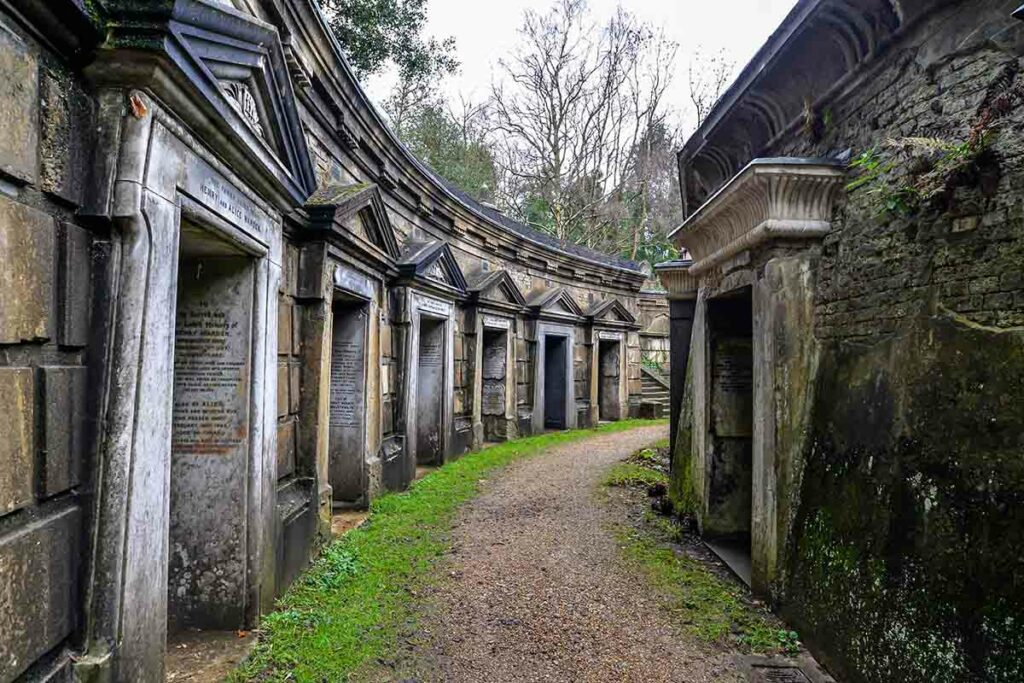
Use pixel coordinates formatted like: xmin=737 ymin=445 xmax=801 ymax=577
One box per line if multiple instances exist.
xmin=278 ymin=0 xmax=647 ymax=287
xmin=654 ymin=260 xmax=698 ymax=300
xmin=669 ymin=158 xmax=845 ymax=278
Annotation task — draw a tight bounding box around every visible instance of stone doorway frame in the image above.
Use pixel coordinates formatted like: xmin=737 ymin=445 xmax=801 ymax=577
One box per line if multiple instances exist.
xmin=664 ymin=158 xmax=846 ymax=595
xmin=402 ymin=291 xmax=456 ymax=469
xmin=79 ymin=92 xmax=284 ymax=680
xmin=327 ymin=264 xmax=375 ymax=507
xmin=532 ymin=322 xmax=577 ymax=433
xmin=472 ymin=314 xmax=517 ymax=446
xmin=592 ymin=330 xmax=628 ymax=422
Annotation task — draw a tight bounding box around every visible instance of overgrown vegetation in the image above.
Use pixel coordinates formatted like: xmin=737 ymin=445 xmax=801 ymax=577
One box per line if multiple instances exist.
xmin=602 ymin=461 xmax=668 ymax=488
xmin=602 ymin=441 xmax=799 ymax=655
xmin=232 ymin=420 xmax=665 ymax=683
xmin=846 ymin=67 xmax=1023 ymax=216
xmin=613 ymin=524 xmax=800 ymax=653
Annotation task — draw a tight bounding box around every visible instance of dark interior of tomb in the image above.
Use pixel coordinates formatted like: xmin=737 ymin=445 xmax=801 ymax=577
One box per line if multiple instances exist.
xmin=481 ymin=329 xmax=508 ymax=442
xmin=416 ymin=316 xmax=445 ymax=465
xmin=168 ymin=224 xmax=255 ymax=633
xmin=329 ymin=297 xmax=369 ymax=506
xmin=597 ymin=339 xmax=621 ymax=422
xmin=544 ymin=335 xmax=568 ymax=430
xmin=704 ymin=287 xmax=754 ymax=585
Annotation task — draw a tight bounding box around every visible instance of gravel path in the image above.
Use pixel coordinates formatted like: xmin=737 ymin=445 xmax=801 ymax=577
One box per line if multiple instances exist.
xmin=414 ymin=425 xmax=741 ymax=683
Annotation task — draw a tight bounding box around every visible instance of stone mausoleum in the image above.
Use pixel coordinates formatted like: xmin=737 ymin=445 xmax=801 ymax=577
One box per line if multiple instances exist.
xmin=0 ymin=0 xmax=671 ymax=679
xmin=660 ymin=1 xmax=1024 ymax=681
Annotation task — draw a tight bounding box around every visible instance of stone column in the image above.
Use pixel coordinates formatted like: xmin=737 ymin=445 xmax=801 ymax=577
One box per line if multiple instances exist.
xmin=656 ymin=260 xmax=697 ymax=454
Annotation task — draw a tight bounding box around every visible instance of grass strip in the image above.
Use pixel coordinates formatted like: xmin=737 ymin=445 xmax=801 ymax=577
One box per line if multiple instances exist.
xmin=233 ymin=419 xmax=666 ymax=682
xmin=601 ymin=462 xmax=669 ymax=488
xmin=611 ymin=519 xmax=799 ymax=654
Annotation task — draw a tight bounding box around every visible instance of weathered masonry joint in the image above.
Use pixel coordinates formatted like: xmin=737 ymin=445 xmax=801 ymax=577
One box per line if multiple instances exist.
xmin=0 ymin=0 xmax=658 ymax=680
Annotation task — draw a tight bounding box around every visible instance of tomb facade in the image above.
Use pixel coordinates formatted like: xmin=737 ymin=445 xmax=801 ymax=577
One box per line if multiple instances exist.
xmin=0 ymin=0 xmax=652 ymax=679
xmin=660 ymin=2 xmax=1024 ymax=680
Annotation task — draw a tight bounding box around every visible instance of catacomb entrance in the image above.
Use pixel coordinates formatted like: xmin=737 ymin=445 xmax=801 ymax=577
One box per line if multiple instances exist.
xmin=416 ymin=316 xmax=446 ymax=464
xmin=169 ymin=223 xmax=256 ymax=632
xmin=481 ymin=328 xmax=509 ymax=442
xmin=597 ymin=338 xmax=622 ymax=422
xmin=329 ymin=297 xmax=369 ymax=506
xmin=544 ymin=335 xmax=569 ymax=429
xmin=704 ymin=287 xmax=754 ymax=584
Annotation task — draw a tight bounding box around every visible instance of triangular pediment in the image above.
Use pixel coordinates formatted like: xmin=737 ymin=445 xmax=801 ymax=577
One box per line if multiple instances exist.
xmin=527 ymin=287 xmax=584 ymax=318
xmin=588 ymin=299 xmax=636 ymax=324
xmin=306 ymin=183 xmax=401 ymax=259
xmin=468 ymin=270 xmax=527 ymax=307
xmin=168 ymin=0 xmax=317 ymax=202
xmin=398 ymin=240 xmax=468 ymax=292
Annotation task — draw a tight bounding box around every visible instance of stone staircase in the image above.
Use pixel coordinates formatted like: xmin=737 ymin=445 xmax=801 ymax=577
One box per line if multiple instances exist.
xmin=639 ymin=366 xmax=671 ymax=418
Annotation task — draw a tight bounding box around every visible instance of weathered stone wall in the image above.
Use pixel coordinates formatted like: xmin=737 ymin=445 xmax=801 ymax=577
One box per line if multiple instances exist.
xmin=740 ymin=3 xmax=1024 ymax=680
xmin=0 ymin=12 xmax=97 ymax=682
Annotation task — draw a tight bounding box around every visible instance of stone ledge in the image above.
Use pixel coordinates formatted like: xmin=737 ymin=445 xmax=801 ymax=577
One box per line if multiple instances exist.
xmin=669 ymin=158 xmax=846 ymax=278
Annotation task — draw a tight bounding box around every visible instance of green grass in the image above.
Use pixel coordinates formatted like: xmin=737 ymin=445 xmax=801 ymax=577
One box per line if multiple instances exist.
xmin=601 ymin=462 xmax=669 ymax=488
xmin=232 ymin=419 xmax=666 ymax=682
xmin=612 ymin=520 xmax=799 ymax=654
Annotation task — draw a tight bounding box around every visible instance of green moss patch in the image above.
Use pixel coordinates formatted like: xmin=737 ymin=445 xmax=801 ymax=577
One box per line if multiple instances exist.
xmin=602 ymin=462 xmax=669 ymax=489
xmin=612 ymin=522 xmax=798 ymax=654
xmin=232 ymin=420 xmax=665 ymax=683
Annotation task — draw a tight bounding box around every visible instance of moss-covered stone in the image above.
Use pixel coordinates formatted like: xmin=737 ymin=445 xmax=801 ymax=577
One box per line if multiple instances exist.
xmin=782 ymin=309 xmax=1024 ymax=683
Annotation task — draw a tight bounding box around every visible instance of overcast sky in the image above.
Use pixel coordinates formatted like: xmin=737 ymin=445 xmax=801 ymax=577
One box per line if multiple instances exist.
xmin=365 ymin=0 xmax=800 ymax=133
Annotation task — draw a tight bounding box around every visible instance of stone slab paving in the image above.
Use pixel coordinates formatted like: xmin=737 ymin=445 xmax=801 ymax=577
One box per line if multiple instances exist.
xmin=411 ymin=425 xmax=743 ymax=682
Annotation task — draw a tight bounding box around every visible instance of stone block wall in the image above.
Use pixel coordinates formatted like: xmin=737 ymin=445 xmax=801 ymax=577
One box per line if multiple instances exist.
xmin=0 ymin=14 xmax=97 ymax=682
xmin=719 ymin=3 xmax=1024 ymax=680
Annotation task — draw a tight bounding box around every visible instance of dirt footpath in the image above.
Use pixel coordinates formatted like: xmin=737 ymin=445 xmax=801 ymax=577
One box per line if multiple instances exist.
xmin=410 ymin=425 xmax=742 ymax=683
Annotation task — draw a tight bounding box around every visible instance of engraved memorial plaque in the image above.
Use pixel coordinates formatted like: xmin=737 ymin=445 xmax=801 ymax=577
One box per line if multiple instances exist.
xmin=329 ymin=304 xmax=368 ymax=502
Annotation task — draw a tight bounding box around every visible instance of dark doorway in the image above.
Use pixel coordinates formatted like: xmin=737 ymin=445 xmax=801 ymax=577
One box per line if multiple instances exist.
xmin=328 ymin=298 xmax=369 ymax=506
xmin=704 ymin=287 xmax=754 ymax=585
xmin=168 ymin=224 xmax=255 ymax=632
xmin=481 ymin=329 xmax=508 ymax=442
xmin=544 ymin=335 xmax=568 ymax=430
xmin=416 ymin=317 xmax=445 ymax=465
xmin=597 ymin=339 xmax=621 ymax=421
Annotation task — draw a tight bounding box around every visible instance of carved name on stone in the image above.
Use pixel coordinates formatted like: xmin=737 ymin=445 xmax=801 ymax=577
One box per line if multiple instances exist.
xmin=482 ymin=315 xmax=511 ymax=330
xmin=330 ymin=337 xmax=363 ymax=427
xmin=599 ymin=330 xmax=622 ymax=341
xmin=417 ymin=296 xmax=451 ymax=317
xmin=482 ymin=382 xmax=505 ymax=415
xmin=483 ymin=339 xmax=506 ymax=380
xmin=186 ymin=158 xmax=273 ymax=237
xmin=172 ymin=302 xmax=250 ymax=455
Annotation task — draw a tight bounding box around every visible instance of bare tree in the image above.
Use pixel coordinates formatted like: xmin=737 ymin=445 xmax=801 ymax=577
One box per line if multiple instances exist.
xmin=687 ymin=47 xmax=734 ymax=129
xmin=489 ymin=0 xmax=677 ymax=254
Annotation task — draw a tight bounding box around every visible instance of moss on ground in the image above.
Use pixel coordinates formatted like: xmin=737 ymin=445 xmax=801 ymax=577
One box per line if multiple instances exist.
xmin=231 ymin=419 xmax=666 ymax=683
xmin=611 ymin=522 xmax=799 ymax=654
xmin=602 ymin=462 xmax=669 ymax=488
xmin=603 ymin=442 xmax=799 ymax=656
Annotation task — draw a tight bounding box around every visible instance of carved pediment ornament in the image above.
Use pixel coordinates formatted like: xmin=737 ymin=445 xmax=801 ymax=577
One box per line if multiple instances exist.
xmin=221 ymin=81 xmax=265 ymax=140
xmin=668 ymin=158 xmax=846 ymax=278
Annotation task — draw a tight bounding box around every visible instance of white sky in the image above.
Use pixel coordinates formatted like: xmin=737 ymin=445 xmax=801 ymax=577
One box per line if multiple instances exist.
xmin=365 ymin=0 xmax=800 ymax=133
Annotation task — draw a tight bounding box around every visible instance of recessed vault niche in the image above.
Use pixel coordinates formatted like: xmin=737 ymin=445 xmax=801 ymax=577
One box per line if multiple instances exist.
xmin=703 ymin=287 xmax=754 ymax=585
xmin=329 ymin=295 xmax=369 ymax=506
xmin=597 ymin=337 xmax=622 ymax=421
xmin=543 ymin=335 xmax=569 ymax=429
xmin=416 ymin=316 xmax=446 ymax=464
xmin=169 ymin=222 xmax=256 ymax=631
xmin=481 ymin=327 xmax=509 ymax=441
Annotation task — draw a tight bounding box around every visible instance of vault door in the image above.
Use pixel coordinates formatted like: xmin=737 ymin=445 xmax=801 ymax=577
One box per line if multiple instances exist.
xmin=544 ymin=335 xmax=568 ymax=429
xmin=416 ymin=317 xmax=446 ymax=464
xmin=329 ymin=300 xmax=369 ymax=506
xmin=481 ymin=329 xmax=508 ymax=442
xmin=598 ymin=339 xmax=621 ymax=421
xmin=704 ymin=288 xmax=754 ymax=584
xmin=169 ymin=226 xmax=255 ymax=631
